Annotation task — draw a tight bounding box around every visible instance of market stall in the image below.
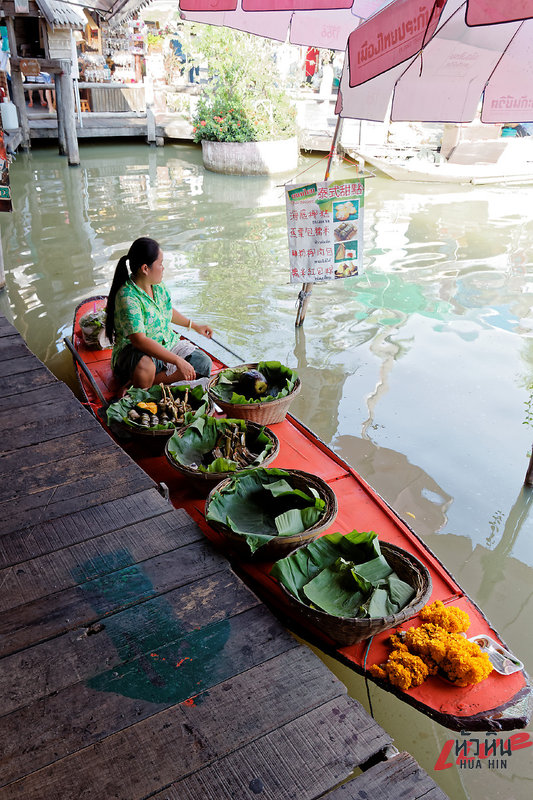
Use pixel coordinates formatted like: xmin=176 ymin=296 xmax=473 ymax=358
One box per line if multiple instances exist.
xmin=77 ymin=13 xmax=146 ymax=113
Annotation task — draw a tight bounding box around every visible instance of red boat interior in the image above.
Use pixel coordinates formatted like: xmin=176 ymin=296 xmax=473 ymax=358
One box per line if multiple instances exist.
xmin=70 ymin=297 xmax=530 ymax=730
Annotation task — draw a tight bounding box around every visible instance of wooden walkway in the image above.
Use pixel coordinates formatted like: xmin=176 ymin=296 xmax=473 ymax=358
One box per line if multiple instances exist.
xmin=0 ymin=313 xmax=448 ymax=800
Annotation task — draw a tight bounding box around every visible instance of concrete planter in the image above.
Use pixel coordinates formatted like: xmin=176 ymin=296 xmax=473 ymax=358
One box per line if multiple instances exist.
xmin=201 ymin=137 xmax=298 ymax=175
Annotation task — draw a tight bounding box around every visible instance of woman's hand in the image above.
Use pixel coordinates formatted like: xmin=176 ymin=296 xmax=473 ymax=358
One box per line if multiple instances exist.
xmin=170 ymin=356 xmax=196 ymax=382
xmin=192 ymin=322 xmax=213 ymax=338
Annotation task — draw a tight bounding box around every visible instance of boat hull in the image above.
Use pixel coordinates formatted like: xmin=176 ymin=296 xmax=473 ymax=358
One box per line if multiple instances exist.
xmin=355 ymin=140 xmax=533 ymax=185
xmin=70 ymin=297 xmax=532 ymax=731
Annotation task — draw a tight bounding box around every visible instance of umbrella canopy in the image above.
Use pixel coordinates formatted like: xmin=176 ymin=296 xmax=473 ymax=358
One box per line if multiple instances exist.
xmin=179 ymin=0 xmax=389 ymax=50
xmin=339 ymin=0 xmax=533 ymax=123
xmin=465 ymin=0 xmax=533 ymax=26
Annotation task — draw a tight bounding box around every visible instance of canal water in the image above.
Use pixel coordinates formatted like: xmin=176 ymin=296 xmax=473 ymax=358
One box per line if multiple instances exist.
xmin=1 ymin=141 xmax=532 ymax=798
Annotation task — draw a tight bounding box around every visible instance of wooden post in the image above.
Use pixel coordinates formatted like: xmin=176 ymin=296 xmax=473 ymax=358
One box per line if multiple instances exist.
xmin=525 ymin=448 xmax=533 ymax=486
xmin=0 ymin=230 xmax=5 ymax=290
xmin=57 ymin=60 xmax=79 ymax=166
xmin=54 ymin=77 xmax=67 ymax=156
xmin=4 ymin=18 xmax=30 ymax=150
xmin=295 ymin=114 xmax=344 ymax=327
xmin=146 ymin=103 xmax=156 ymax=145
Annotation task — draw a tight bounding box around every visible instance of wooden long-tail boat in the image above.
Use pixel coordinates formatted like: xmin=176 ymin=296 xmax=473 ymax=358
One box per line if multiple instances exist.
xmin=68 ymin=296 xmax=532 ymax=732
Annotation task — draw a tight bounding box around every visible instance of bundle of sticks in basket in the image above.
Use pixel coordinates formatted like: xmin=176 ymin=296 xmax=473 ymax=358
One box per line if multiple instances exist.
xmin=157 ymin=384 xmax=192 ymax=426
xmin=211 ymin=422 xmax=256 ymax=468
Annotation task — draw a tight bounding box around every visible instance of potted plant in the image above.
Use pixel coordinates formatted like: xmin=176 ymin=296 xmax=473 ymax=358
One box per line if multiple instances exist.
xmin=181 ymin=25 xmax=298 ymax=175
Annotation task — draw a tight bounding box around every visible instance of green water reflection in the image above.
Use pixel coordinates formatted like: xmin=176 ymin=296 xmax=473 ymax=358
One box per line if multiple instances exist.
xmin=1 ymin=141 xmax=533 ymax=799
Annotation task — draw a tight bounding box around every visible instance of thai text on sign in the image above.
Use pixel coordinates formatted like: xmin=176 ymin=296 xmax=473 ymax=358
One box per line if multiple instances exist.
xmin=0 ymin=130 xmax=12 ymax=213
xmin=285 ymin=179 xmax=364 ymax=284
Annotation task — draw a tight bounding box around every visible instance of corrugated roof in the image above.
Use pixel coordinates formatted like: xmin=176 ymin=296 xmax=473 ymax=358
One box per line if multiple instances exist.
xmin=35 ymin=1 xmax=87 ymax=28
xmin=34 ymin=1 xmax=152 ymax=27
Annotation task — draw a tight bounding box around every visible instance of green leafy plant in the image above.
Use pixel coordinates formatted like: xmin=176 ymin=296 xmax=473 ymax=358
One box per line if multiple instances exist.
xmin=524 ymin=385 xmax=533 ymax=426
xmin=210 ymin=361 xmax=298 ymax=405
xmin=180 ymin=25 xmax=296 ymax=143
xmin=106 ymin=385 xmax=208 ymax=431
xmin=205 ymin=468 xmax=326 ymax=553
xmin=166 ymin=416 xmax=275 ymax=473
xmin=147 ymin=31 xmax=164 ymax=48
xmin=270 ymin=530 xmax=415 ymax=619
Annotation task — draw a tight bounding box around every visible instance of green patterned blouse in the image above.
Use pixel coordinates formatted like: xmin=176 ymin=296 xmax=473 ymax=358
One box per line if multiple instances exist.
xmin=111 ymin=279 xmax=179 ymax=368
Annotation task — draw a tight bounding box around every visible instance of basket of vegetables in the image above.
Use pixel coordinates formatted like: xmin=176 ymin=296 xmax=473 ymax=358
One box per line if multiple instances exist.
xmin=164 ymin=416 xmax=280 ymax=487
xmin=106 ymin=383 xmax=213 ymax=440
xmin=270 ymin=530 xmax=432 ymax=645
xmin=205 ymin=468 xmax=337 ymax=561
xmin=207 ymin=361 xmax=301 ymax=425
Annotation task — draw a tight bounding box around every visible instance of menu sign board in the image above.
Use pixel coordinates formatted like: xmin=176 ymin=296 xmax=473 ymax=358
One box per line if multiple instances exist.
xmin=285 ymin=179 xmax=364 ymax=283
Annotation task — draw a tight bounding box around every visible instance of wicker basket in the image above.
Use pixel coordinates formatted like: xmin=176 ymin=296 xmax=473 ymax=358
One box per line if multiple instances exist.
xmin=208 ymin=363 xmax=301 ymax=425
xmin=277 ymin=541 xmax=432 ymax=646
xmin=205 ymin=468 xmax=338 ymax=561
xmin=118 ymin=387 xmax=214 ymax=441
xmin=164 ymin=420 xmax=280 ymax=489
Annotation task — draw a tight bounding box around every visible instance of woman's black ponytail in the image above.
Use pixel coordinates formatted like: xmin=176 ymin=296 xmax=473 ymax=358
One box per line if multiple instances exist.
xmin=105 ymin=237 xmax=160 ymax=342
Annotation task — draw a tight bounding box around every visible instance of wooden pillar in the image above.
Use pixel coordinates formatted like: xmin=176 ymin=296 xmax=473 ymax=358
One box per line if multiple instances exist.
xmin=4 ymin=18 xmax=30 ymax=150
xmin=54 ymin=77 xmax=67 ymax=156
xmin=57 ymin=60 xmax=79 ymax=166
xmin=525 ymin=449 xmax=533 ymax=486
xmin=0 ymin=230 xmax=5 ymax=290
xmin=146 ymin=103 xmax=156 ymax=145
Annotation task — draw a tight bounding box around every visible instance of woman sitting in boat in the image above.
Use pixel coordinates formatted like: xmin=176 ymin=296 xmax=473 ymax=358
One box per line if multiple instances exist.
xmin=105 ymin=236 xmax=213 ymax=390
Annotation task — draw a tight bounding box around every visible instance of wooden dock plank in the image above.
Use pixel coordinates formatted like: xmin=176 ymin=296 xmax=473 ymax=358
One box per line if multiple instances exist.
xmin=0 ymin=318 xmax=18 ymax=337
xmin=149 ymin=697 xmax=391 ymax=800
xmin=0 ymin=610 xmax=313 ymax=786
xmin=0 ymin=511 xmax=209 ymax=613
xmin=0 ymin=442 xmax=137 ymax=502
xmin=0 ymin=680 xmax=378 ymax=800
xmin=0 ymin=489 xmax=180 ymax=568
xmin=0 ymin=367 xmax=57 ymax=398
xmin=0 ymin=426 xmax=114 ymax=476
xmin=0 ymin=536 xmax=227 ymax=624
xmin=0 ymin=316 xmax=448 ymax=800
xmin=0 ymin=571 xmax=259 ymax=716
xmin=323 ymin=751 xmax=449 ymax=800
xmin=0 ymin=337 xmax=32 ymax=361
xmin=0 ymin=470 xmax=155 ymax=536
xmin=0 ymin=379 xmax=77 ymax=411
xmin=0 ymin=354 xmax=52 ymax=379
xmin=0 ymin=404 xmax=102 ymax=455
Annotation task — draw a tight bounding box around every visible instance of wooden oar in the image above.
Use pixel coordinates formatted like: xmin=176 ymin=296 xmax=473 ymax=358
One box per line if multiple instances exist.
xmin=63 ymin=336 xmax=108 ymax=409
xmin=208 ymin=335 xmax=244 ymax=364
xmin=176 ymin=326 xmax=245 ymax=364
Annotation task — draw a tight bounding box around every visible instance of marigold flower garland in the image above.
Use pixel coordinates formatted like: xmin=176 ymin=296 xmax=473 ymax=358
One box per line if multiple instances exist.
xmin=369 ymin=600 xmax=493 ymax=691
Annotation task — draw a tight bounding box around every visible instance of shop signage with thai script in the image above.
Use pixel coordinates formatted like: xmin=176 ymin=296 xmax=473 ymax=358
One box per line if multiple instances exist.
xmin=20 ymin=59 xmax=41 ymax=77
xmin=0 ymin=130 xmax=12 ymax=213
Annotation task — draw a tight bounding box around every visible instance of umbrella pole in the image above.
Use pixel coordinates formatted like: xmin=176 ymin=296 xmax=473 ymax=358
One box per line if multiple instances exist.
xmin=295 ymin=113 xmax=343 ymax=327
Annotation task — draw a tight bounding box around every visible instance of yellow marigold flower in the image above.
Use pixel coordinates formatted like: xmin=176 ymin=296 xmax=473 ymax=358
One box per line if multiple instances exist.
xmin=389 ymin=633 xmax=408 ymax=651
xmin=369 ymin=604 xmax=492 ymax=691
xmin=368 ymin=663 xmax=387 ymax=681
xmin=386 ymin=651 xmax=429 ymax=690
xmin=419 ymin=600 xmax=470 ymax=633
xmin=440 ymin=639 xmax=493 ymax=686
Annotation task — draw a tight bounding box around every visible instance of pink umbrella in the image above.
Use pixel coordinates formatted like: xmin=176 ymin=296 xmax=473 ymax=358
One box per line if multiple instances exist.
xmin=180 ymin=0 xmax=388 ymax=50
xmin=339 ymin=0 xmax=533 ymax=123
xmin=465 ymin=0 xmax=533 ymax=26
